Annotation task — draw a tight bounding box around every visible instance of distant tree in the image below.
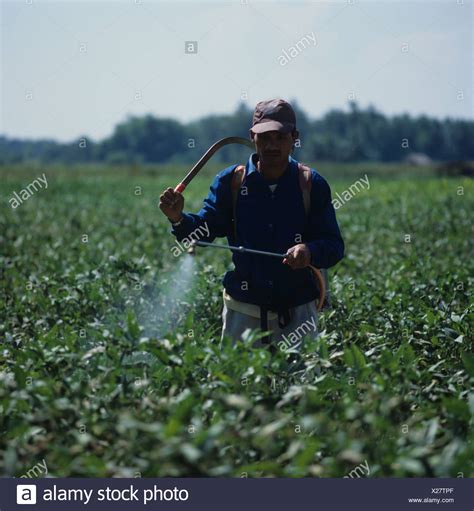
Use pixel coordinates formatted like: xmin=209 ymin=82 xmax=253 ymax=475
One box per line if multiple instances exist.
xmin=1 ymin=103 xmax=473 ymax=164
xmin=101 ymin=115 xmax=187 ymax=163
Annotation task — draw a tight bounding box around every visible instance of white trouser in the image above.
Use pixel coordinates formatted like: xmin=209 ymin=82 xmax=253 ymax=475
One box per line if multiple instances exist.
xmin=221 ymin=299 xmax=319 ymax=352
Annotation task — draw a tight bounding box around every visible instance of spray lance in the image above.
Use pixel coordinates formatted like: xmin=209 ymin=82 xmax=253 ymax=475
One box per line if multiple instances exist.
xmin=173 ymin=137 xmax=326 ymax=311
xmin=174 ymin=137 xmax=254 ymax=194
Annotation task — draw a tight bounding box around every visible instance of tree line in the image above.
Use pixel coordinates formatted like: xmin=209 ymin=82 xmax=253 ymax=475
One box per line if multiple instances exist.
xmin=1 ymin=101 xmax=472 ymax=165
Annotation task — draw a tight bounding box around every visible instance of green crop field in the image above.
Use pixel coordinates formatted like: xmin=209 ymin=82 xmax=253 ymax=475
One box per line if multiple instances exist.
xmin=1 ymin=163 xmax=473 ymax=478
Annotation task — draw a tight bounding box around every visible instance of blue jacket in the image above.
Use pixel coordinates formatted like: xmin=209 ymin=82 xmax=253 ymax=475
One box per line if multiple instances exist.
xmin=170 ymin=152 xmax=344 ymax=309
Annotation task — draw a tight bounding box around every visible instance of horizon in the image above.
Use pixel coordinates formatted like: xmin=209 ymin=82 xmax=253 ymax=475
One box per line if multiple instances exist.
xmin=1 ymin=99 xmax=472 ymax=145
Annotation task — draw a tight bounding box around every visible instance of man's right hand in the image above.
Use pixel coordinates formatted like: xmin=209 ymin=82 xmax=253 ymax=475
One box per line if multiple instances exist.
xmin=159 ymin=187 xmax=185 ymax=223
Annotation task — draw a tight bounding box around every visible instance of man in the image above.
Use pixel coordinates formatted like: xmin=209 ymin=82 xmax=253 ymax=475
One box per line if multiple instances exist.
xmin=159 ymin=98 xmax=344 ymax=352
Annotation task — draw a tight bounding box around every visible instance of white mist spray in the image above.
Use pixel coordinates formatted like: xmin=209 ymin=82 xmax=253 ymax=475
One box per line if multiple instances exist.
xmin=137 ymin=253 xmax=197 ymax=339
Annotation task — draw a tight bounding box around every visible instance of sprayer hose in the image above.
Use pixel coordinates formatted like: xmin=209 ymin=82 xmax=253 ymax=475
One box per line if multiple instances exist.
xmin=309 ymin=265 xmax=326 ymax=312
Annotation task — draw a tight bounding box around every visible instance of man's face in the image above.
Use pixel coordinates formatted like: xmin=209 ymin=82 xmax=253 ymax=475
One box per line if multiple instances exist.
xmin=251 ymin=129 xmax=298 ymax=167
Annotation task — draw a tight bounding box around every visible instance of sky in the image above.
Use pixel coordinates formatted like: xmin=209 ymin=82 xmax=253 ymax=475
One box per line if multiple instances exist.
xmin=1 ymin=0 xmax=472 ymax=143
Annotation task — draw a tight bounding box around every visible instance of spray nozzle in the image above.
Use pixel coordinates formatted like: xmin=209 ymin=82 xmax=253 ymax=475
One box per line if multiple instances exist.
xmin=187 ymin=240 xmax=197 ymax=255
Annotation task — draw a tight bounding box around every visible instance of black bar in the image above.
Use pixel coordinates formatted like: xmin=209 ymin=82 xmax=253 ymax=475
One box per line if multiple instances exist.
xmin=2 ymin=478 xmax=473 ymax=511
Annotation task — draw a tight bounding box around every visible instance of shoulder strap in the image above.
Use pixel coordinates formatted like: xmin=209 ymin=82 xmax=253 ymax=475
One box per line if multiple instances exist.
xmin=231 ymin=164 xmax=246 ymax=240
xmin=297 ymin=162 xmax=312 ymax=217
xmin=297 ymin=162 xmax=332 ymax=311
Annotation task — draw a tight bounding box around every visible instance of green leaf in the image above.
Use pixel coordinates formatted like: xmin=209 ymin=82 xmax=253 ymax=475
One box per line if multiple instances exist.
xmin=461 ymin=352 xmax=474 ymax=377
xmin=126 ymin=309 xmax=140 ymax=339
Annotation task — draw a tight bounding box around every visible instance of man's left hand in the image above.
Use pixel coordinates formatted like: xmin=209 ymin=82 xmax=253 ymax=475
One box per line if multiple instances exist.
xmin=282 ymin=244 xmax=311 ymax=269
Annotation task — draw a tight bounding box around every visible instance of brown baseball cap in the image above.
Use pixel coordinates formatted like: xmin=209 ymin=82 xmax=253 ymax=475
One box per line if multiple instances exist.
xmin=250 ymin=98 xmax=296 ymax=134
